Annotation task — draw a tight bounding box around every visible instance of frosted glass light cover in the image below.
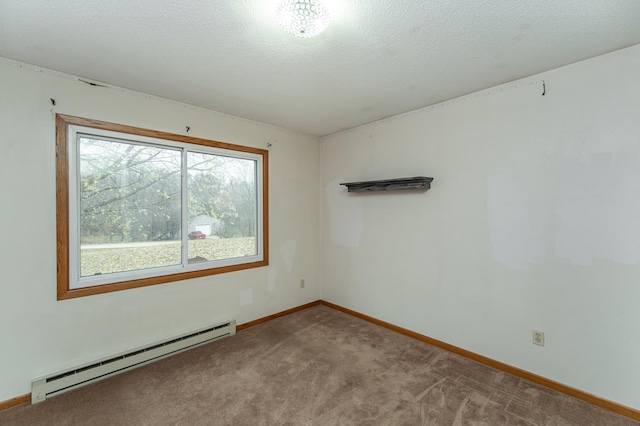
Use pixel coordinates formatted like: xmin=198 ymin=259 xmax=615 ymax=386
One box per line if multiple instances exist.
xmin=277 ymin=0 xmax=330 ymax=38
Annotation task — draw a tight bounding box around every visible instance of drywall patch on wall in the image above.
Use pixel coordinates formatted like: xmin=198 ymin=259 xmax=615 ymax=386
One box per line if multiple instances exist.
xmin=488 ymin=174 xmax=538 ymax=270
xmin=281 ymin=240 xmax=297 ymax=273
xmin=267 ymin=268 xmax=277 ymax=292
xmin=556 ymin=153 xmax=640 ymax=266
xmin=325 ymin=177 xmax=363 ymax=247
xmin=240 ymin=288 xmax=253 ymax=306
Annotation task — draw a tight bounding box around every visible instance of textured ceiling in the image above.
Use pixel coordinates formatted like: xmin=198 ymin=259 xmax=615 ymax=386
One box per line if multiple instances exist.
xmin=1 ymin=0 xmax=640 ymax=136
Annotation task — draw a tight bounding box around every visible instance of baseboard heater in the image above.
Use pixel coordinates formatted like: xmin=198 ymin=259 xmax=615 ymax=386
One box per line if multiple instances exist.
xmin=31 ymin=319 xmax=236 ymax=404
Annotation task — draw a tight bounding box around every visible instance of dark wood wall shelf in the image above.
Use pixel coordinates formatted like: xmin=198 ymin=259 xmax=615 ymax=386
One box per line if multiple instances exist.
xmin=340 ymin=176 xmax=433 ymax=193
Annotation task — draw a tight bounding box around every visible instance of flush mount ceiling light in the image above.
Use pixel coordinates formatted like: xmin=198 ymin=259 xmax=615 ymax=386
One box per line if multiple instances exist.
xmin=277 ymin=0 xmax=330 ymax=38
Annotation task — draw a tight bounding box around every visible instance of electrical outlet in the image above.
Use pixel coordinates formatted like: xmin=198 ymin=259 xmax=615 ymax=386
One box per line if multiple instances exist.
xmin=532 ymin=330 xmax=544 ymax=346
xmin=300 ymin=279 xmax=305 ymax=288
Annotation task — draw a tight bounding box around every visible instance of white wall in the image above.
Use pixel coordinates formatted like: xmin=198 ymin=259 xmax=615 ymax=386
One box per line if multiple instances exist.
xmin=320 ymin=44 xmax=640 ymax=410
xmin=0 ymin=60 xmax=320 ymax=401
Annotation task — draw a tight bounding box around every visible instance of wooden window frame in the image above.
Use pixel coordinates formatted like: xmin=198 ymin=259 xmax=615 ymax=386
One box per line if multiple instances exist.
xmin=56 ymin=114 xmax=269 ymax=300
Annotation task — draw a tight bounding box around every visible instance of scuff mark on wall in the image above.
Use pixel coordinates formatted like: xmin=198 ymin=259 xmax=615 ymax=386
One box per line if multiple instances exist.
xmin=240 ymin=288 xmax=253 ymax=306
xmin=267 ymin=268 xmax=277 ymax=292
xmin=281 ymin=240 xmax=297 ymax=273
xmin=325 ymin=177 xmax=363 ymax=247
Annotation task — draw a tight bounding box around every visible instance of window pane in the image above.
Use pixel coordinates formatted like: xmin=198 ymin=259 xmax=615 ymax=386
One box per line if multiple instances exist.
xmin=187 ymin=152 xmax=257 ymax=264
xmin=79 ymin=137 xmax=182 ymax=276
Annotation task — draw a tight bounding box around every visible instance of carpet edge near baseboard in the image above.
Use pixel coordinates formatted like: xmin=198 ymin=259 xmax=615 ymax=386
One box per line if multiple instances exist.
xmin=0 ymin=301 xmax=323 ymax=414
xmin=3 ymin=299 xmax=639 ymax=422
xmin=0 ymin=394 xmax=30 ymax=412
xmin=236 ymin=300 xmax=322 ymax=331
xmin=318 ymin=300 xmax=640 ymax=422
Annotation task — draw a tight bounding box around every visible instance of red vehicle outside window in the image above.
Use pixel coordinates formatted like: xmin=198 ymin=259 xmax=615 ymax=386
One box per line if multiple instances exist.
xmin=188 ymin=231 xmax=206 ymax=239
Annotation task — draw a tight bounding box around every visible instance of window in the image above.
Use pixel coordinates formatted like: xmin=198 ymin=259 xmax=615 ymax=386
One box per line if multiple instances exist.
xmin=56 ymin=114 xmax=268 ymax=299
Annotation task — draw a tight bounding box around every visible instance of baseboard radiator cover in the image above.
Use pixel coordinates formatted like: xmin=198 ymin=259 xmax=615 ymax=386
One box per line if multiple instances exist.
xmin=31 ymin=319 xmax=236 ymax=404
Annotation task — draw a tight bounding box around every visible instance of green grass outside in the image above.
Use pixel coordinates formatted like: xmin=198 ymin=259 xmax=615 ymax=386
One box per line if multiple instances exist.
xmin=80 ymin=237 xmax=255 ymax=276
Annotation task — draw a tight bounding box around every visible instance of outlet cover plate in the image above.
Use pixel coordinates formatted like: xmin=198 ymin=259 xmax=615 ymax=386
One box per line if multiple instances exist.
xmin=533 ymin=330 xmax=545 ymax=346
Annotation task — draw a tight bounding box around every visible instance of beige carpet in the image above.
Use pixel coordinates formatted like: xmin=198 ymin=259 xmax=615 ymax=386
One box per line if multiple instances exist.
xmin=1 ymin=305 xmax=637 ymax=425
